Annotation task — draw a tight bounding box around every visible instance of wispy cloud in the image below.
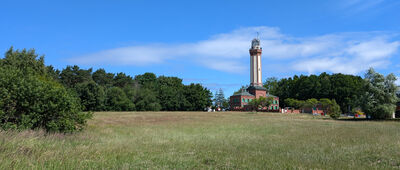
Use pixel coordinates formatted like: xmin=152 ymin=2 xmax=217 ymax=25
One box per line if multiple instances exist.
xmin=70 ymin=26 xmax=400 ymax=75
xmin=337 ymin=0 xmax=400 ymax=15
xmin=340 ymin=0 xmax=385 ymax=12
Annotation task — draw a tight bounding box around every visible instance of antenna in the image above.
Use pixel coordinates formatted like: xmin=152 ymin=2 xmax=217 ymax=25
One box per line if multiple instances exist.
xmin=256 ymin=32 xmax=259 ymax=39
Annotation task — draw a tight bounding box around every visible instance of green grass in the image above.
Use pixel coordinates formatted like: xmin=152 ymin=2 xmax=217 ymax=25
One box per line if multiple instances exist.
xmin=1 ymin=112 xmax=400 ymax=169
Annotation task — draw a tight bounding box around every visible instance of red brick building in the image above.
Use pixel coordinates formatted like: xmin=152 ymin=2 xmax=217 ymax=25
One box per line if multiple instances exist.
xmin=229 ymin=37 xmax=280 ymax=111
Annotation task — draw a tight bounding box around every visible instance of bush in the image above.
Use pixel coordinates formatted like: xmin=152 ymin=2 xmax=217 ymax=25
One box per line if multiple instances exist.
xmin=0 ymin=67 xmax=91 ymax=132
xmin=0 ymin=48 xmax=91 ymax=133
xmin=368 ymin=104 xmax=394 ymax=119
xmin=328 ymin=100 xmax=341 ymax=119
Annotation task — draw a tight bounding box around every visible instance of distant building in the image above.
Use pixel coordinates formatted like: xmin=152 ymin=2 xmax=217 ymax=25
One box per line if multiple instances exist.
xmin=229 ymin=38 xmax=279 ymax=111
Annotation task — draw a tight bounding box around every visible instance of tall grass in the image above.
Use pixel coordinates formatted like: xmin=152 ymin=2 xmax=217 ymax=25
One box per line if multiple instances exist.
xmin=0 ymin=112 xmax=399 ymax=169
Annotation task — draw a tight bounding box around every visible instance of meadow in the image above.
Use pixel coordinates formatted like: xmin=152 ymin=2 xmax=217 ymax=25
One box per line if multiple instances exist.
xmin=0 ymin=111 xmax=399 ymax=169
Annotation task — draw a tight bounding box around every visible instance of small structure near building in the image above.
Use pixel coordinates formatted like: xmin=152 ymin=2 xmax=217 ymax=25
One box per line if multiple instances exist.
xmin=229 ymin=37 xmax=280 ymax=111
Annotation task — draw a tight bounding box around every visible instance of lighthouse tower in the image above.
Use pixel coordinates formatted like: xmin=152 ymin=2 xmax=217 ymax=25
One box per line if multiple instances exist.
xmin=249 ymin=38 xmax=263 ymax=86
xmin=247 ymin=37 xmax=267 ymax=99
xmin=229 ymin=37 xmax=279 ymax=111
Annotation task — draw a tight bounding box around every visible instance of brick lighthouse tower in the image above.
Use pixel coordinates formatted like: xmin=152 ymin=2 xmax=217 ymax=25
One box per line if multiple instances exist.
xmin=247 ymin=37 xmax=267 ymax=98
xmin=249 ymin=37 xmax=263 ymax=86
xmin=229 ymin=37 xmax=279 ymax=111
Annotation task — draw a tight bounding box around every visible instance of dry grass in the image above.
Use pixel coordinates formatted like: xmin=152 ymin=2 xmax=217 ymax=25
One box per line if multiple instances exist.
xmin=1 ymin=111 xmax=400 ymax=169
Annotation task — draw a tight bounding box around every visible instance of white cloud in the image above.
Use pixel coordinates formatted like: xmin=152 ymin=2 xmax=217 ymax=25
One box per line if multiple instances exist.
xmin=70 ymin=26 xmax=400 ymax=75
xmin=339 ymin=0 xmax=385 ymax=13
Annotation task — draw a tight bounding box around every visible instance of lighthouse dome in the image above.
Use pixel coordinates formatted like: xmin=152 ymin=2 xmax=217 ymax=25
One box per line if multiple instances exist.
xmin=251 ymin=38 xmax=261 ymax=49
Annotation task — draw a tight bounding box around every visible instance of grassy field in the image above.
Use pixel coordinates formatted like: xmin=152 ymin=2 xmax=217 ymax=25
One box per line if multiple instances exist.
xmin=0 ymin=112 xmax=399 ymax=169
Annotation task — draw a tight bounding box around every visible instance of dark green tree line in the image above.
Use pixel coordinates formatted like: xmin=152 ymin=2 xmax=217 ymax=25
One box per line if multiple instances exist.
xmin=49 ymin=65 xmax=212 ymax=112
xmin=265 ymin=73 xmax=364 ymax=113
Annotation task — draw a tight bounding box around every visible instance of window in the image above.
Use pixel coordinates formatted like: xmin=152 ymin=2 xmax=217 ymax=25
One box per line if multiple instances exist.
xmin=242 ymin=98 xmax=245 ymax=102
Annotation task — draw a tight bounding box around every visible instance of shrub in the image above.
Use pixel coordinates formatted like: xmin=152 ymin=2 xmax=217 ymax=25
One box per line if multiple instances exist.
xmin=0 ymin=48 xmax=91 ymax=133
xmin=0 ymin=67 xmax=91 ymax=132
xmin=328 ymin=100 xmax=341 ymax=119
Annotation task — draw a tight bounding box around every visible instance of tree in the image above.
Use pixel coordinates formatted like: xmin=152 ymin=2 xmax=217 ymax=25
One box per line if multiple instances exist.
xmin=75 ymin=81 xmax=106 ymax=111
xmin=0 ymin=47 xmax=91 ymax=132
xmin=320 ymin=98 xmax=341 ymax=119
xmin=105 ymin=87 xmax=135 ymax=111
xmin=127 ymin=88 xmax=161 ymax=111
xmin=92 ymin=68 xmax=114 ymax=87
xmin=184 ymin=83 xmax=212 ymax=111
xmin=214 ymin=88 xmax=226 ymax=108
xmin=248 ymin=96 xmax=273 ymax=111
xmin=113 ymin=72 xmax=135 ymax=88
xmin=134 ymin=72 xmax=158 ymax=91
xmin=60 ymin=65 xmax=93 ymax=88
xmin=271 ymin=72 xmax=364 ymax=113
xmin=284 ymin=98 xmax=305 ymax=109
xmin=263 ymin=77 xmax=279 ymax=94
xmin=157 ymin=76 xmax=186 ymax=111
xmin=359 ymin=68 xmax=397 ymax=119
xmin=304 ymin=98 xmax=319 ymax=108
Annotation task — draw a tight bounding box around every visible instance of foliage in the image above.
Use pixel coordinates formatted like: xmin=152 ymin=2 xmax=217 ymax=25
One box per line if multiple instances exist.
xmin=213 ymin=88 xmax=227 ymax=108
xmin=263 ymin=77 xmax=279 ymax=94
xmin=105 ymin=87 xmax=135 ymax=111
xmin=157 ymin=76 xmax=187 ymax=111
xmin=75 ymin=81 xmax=106 ymax=111
xmin=125 ymin=87 xmax=161 ymax=111
xmin=269 ymin=72 xmax=364 ymax=113
xmin=49 ymin=65 xmax=212 ymax=112
xmin=359 ymin=68 xmax=397 ymax=119
xmin=60 ymin=65 xmax=93 ymax=88
xmin=92 ymin=68 xmax=114 ymax=87
xmin=327 ymin=99 xmax=341 ymax=119
xmin=285 ymin=98 xmax=341 ymax=118
xmin=184 ymin=84 xmax=213 ymax=111
xmin=248 ymin=96 xmax=273 ymax=111
xmin=284 ymin=98 xmax=304 ymax=109
xmin=0 ymin=48 xmax=91 ymax=132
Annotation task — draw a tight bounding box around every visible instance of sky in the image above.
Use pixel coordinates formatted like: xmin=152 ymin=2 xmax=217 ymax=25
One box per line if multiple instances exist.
xmin=1 ymin=0 xmax=400 ymax=96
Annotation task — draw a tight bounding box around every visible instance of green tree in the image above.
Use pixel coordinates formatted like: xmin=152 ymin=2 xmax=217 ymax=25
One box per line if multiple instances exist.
xmin=113 ymin=72 xmax=135 ymax=88
xmin=360 ymin=68 xmax=397 ymax=119
xmin=134 ymin=72 xmax=158 ymax=91
xmin=129 ymin=88 xmax=161 ymax=111
xmin=320 ymin=98 xmax=341 ymax=119
xmin=214 ymin=88 xmax=227 ymax=108
xmin=284 ymin=98 xmax=305 ymax=109
xmin=248 ymin=96 xmax=273 ymax=111
xmin=184 ymin=83 xmax=213 ymax=111
xmin=60 ymin=65 xmax=93 ymax=88
xmin=157 ymin=76 xmax=186 ymax=111
xmin=105 ymin=87 xmax=135 ymax=111
xmin=0 ymin=48 xmax=91 ymax=132
xmin=263 ymin=77 xmax=279 ymax=94
xmin=75 ymin=81 xmax=106 ymax=111
xmin=92 ymin=68 xmax=114 ymax=87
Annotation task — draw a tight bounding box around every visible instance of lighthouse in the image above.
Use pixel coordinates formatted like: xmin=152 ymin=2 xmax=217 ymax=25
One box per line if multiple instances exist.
xmin=229 ymin=37 xmax=279 ymax=111
xmin=249 ymin=38 xmax=263 ymax=86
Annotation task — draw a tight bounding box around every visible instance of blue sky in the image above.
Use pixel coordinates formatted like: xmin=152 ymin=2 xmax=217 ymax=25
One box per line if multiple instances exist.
xmin=1 ymin=0 xmax=400 ymax=96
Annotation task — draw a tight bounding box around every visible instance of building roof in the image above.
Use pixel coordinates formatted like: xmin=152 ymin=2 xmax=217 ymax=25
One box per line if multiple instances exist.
xmin=266 ymin=93 xmax=278 ymax=98
xmin=247 ymin=85 xmax=267 ymax=91
xmin=232 ymin=91 xmax=254 ymax=97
